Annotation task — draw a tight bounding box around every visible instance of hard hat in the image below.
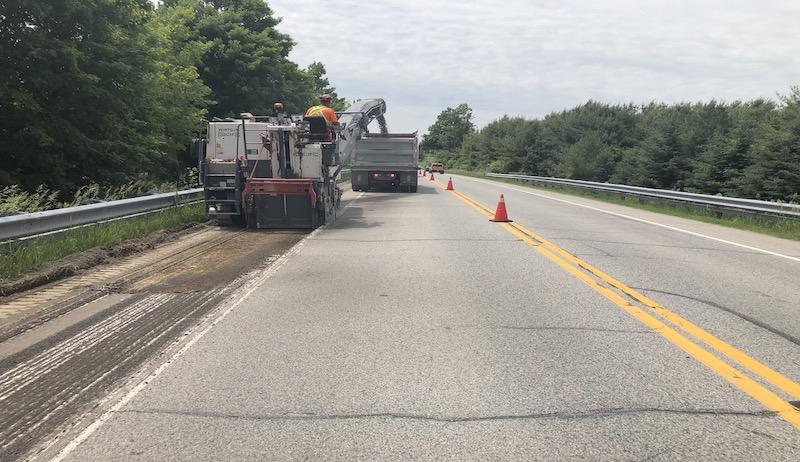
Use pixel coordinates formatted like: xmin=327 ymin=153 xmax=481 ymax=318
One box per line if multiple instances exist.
xmin=274 ymin=102 xmax=284 ymax=110
xmin=320 ymin=93 xmax=332 ymax=102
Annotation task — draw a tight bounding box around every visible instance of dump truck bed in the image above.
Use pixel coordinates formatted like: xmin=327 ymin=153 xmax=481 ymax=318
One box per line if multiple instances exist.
xmin=351 ymin=133 xmax=419 ymax=192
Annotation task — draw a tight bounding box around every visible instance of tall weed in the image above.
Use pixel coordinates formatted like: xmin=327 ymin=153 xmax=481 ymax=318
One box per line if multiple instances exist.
xmin=1 ymin=168 xmax=201 ymax=214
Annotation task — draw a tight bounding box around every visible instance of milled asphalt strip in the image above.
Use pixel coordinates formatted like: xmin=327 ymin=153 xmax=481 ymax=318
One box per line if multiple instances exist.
xmin=0 ymin=295 xmax=172 ymax=395
xmin=2 ymin=291 xmax=226 ymax=453
xmin=48 ymin=192 xmax=366 ymax=462
xmin=432 ymin=178 xmax=800 ymax=429
xmin=461 ymin=175 xmax=800 ymax=263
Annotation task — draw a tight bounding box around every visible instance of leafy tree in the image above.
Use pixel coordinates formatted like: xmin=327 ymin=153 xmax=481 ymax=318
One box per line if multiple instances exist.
xmin=302 ymin=61 xmax=347 ymax=111
xmin=0 ymin=0 xmax=177 ymax=191
xmin=147 ymin=1 xmax=212 ymax=174
xmin=612 ymin=105 xmax=689 ymax=188
xmin=164 ymin=0 xmax=337 ymax=117
xmin=560 ymin=133 xmax=619 ymax=181
xmin=421 ymin=103 xmax=474 ymax=152
xmin=741 ymin=87 xmax=800 ymax=200
xmin=425 ymin=91 xmax=799 ymax=201
xmin=690 ymin=100 xmax=775 ymax=195
xmin=0 ymin=0 xmax=343 ymax=196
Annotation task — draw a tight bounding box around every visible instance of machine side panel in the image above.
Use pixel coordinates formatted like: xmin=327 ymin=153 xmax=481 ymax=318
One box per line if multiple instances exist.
xmin=293 ymin=143 xmax=324 ymax=179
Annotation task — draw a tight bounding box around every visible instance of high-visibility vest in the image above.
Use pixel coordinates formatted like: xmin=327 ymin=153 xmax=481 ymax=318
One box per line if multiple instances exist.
xmin=305 ymin=105 xmax=337 ymax=123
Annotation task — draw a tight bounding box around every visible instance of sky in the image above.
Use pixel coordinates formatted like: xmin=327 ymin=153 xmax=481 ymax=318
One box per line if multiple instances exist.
xmin=268 ymin=0 xmax=799 ymax=134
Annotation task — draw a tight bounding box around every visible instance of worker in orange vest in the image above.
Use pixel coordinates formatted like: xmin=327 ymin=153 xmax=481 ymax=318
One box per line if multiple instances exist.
xmin=305 ymin=94 xmax=339 ymax=140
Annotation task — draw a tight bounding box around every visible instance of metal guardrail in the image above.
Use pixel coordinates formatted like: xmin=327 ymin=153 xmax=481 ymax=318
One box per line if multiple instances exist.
xmin=0 ymin=189 xmax=204 ymax=241
xmin=485 ymin=173 xmax=800 ymax=219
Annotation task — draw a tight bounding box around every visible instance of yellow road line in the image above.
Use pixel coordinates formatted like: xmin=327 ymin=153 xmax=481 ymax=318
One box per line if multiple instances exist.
xmin=510 ymin=220 xmax=800 ymax=401
xmin=433 ymin=179 xmax=800 ymax=428
xmin=440 ymin=179 xmax=800 ymax=400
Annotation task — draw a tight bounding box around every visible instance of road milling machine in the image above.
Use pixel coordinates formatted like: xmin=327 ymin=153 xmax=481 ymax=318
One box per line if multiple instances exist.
xmin=194 ymin=99 xmax=388 ymax=228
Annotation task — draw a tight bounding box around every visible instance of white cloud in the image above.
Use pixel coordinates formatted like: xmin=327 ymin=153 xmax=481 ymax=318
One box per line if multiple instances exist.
xmin=268 ymin=0 xmax=800 ymax=133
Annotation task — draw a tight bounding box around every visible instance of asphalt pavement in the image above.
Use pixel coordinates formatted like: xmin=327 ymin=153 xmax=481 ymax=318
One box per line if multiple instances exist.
xmin=55 ymin=175 xmax=800 ymax=461
xmin=0 ymin=228 xmax=306 ymax=461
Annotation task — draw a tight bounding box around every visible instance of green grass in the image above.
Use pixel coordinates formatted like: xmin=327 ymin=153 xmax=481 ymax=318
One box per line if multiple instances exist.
xmin=0 ymin=203 xmax=207 ymax=282
xmin=448 ymin=169 xmax=800 ymax=242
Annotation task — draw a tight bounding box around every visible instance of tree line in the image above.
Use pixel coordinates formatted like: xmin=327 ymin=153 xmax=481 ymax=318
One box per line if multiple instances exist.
xmin=0 ymin=0 xmax=343 ymax=196
xmin=422 ymin=89 xmax=800 ymax=201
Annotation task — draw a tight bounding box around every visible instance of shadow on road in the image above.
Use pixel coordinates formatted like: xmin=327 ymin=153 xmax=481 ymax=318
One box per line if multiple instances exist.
xmin=328 ymin=206 xmax=384 ymax=229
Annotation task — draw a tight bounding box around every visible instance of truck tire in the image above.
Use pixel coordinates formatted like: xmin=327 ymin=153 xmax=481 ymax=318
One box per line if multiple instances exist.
xmin=217 ymin=212 xmax=246 ymax=227
xmin=314 ymin=199 xmax=325 ymax=228
xmin=232 ymin=211 xmax=246 ymax=227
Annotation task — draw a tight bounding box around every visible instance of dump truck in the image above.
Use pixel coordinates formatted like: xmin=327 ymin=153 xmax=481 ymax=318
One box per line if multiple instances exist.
xmin=350 ymin=133 xmax=419 ymax=192
xmin=195 ymin=99 xmax=388 ymax=228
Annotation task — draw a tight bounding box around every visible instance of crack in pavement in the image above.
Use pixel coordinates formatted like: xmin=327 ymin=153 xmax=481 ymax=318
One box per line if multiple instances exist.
xmin=549 ymin=237 xmax=764 ymax=256
xmin=733 ymin=423 xmax=778 ymax=441
xmin=632 ymin=287 xmax=800 ymax=347
xmin=443 ymin=324 xmax=653 ymax=335
xmin=121 ymin=407 xmax=775 ymax=424
xmin=639 ymin=447 xmax=675 ymax=462
xmin=313 ymin=238 xmax=519 ymax=243
xmin=577 ymin=242 xmax=615 ymax=257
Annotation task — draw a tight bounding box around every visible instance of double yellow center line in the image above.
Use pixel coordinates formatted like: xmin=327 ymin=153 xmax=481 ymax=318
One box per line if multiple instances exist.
xmin=431 ymin=177 xmax=800 ymax=429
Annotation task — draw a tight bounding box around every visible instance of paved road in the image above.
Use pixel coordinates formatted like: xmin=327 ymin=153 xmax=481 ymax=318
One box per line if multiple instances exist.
xmin=54 ymin=175 xmax=800 ymax=460
xmin=0 ymin=228 xmax=305 ymax=461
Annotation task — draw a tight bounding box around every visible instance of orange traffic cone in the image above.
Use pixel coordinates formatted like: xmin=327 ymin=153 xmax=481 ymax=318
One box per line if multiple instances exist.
xmin=446 ymin=177 xmax=454 ymax=190
xmin=429 ymin=172 xmax=435 ymax=181
xmin=490 ymin=194 xmax=512 ymax=222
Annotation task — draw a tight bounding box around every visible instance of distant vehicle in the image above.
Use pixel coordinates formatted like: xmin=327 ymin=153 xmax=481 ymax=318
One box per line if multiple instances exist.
xmin=430 ymin=162 xmax=445 ymax=174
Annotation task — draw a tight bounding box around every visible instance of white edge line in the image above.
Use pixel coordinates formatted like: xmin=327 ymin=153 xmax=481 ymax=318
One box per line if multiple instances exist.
xmin=49 ymin=192 xmax=365 ymax=461
xmin=463 ymin=175 xmax=800 ymax=264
